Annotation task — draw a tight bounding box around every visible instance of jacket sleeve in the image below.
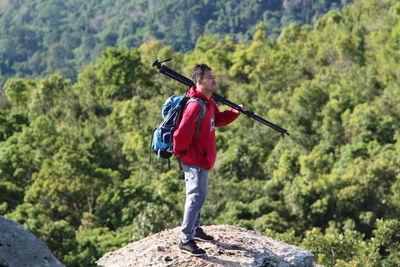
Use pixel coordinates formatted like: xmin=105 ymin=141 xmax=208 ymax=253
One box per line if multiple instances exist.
xmin=215 ymin=105 xmax=240 ymax=127
xmin=173 ymin=102 xmax=202 ymax=157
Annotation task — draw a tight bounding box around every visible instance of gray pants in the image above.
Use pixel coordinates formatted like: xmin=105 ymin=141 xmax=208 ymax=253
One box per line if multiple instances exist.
xmin=180 ymin=163 xmax=208 ymax=243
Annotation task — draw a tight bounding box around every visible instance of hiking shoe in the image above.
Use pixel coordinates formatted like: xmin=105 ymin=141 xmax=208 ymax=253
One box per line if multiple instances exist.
xmin=178 ymin=240 xmax=206 ymax=256
xmin=195 ymin=227 xmax=214 ymax=241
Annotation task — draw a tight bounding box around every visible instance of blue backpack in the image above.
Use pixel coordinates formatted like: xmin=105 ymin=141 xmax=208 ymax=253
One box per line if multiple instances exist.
xmin=151 ymin=95 xmax=206 ymax=160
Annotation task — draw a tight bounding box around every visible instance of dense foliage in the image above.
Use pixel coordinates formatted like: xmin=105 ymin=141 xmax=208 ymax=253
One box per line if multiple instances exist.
xmin=1 ymin=0 xmax=400 ymax=266
xmin=0 ymin=0 xmax=351 ymax=85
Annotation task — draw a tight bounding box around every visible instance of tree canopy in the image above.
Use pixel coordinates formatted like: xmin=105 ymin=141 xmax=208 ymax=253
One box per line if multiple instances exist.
xmin=0 ymin=0 xmax=351 ymax=85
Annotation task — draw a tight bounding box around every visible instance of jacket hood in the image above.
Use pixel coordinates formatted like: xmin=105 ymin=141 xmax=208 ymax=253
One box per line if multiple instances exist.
xmin=187 ymin=86 xmax=209 ymax=101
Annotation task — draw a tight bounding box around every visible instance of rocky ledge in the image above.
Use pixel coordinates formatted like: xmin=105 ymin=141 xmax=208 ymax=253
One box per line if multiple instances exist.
xmin=97 ymin=225 xmax=315 ymax=267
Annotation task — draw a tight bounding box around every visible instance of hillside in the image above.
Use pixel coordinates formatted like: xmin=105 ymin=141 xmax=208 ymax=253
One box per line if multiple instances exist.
xmin=0 ymin=0 xmax=400 ymax=266
xmin=0 ymin=0 xmax=351 ymax=85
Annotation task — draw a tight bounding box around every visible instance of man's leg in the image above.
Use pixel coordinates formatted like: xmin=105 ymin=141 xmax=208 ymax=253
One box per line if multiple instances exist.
xmin=180 ymin=163 xmax=208 ymax=244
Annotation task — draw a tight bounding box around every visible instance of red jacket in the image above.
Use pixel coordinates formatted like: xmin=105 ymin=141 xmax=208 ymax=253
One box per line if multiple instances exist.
xmin=173 ymin=86 xmax=240 ymax=170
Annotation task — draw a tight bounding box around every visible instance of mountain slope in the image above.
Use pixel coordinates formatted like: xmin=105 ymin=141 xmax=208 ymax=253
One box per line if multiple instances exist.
xmin=0 ymin=0 xmax=351 ymax=84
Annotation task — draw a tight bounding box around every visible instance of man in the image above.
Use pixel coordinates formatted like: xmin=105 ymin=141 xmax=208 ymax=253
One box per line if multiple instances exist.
xmin=173 ymin=64 xmax=245 ymax=256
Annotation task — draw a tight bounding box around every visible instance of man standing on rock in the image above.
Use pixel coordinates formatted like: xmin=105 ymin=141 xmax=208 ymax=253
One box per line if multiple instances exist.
xmin=173 ymin=64 xmax=245 ymax=256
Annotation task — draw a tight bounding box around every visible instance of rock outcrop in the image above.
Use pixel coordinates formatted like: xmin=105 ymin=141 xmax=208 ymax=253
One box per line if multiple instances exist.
xmin=0 ymin=216 xmax=65 ymax=267
xmin=97 ymin=225 xmax=315 ymax=267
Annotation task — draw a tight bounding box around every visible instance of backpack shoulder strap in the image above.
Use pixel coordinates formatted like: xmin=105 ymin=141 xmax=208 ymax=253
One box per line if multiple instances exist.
xmin=186 ymin=97 xmax=207 ymax=136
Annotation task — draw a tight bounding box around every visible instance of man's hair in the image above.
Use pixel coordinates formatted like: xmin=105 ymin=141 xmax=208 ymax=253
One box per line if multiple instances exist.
xmin=191 ymin=64 xmax=212 ymax=83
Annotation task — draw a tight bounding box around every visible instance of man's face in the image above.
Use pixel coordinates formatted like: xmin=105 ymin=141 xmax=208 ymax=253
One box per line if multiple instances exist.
xmin=200 ymin=70 xmax=217 ymax=92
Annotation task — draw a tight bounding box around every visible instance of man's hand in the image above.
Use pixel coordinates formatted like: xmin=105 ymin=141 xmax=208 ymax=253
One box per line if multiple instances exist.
xmin=233 ymin=105 xmax=247 ymax=114
xmin=239 ymin=105 xmax=247 ymax=112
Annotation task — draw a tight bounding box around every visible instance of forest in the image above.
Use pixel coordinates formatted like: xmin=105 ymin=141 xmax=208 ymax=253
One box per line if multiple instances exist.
xmin=0 ymin=0 xmax=351 ymax=86
xmin=1 ymin=0 xmax=400 ymax=266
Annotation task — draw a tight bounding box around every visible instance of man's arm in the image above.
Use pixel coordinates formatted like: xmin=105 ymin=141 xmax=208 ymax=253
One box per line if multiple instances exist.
xmin=215 ymin=105 xmax=242 ymax=127
xmin=173 ymin=102 xmax=201 ymax=157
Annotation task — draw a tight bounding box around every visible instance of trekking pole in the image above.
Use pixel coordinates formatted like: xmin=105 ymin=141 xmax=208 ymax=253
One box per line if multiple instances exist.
xmin=152 ymin=59 xmax=289 ymax=136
